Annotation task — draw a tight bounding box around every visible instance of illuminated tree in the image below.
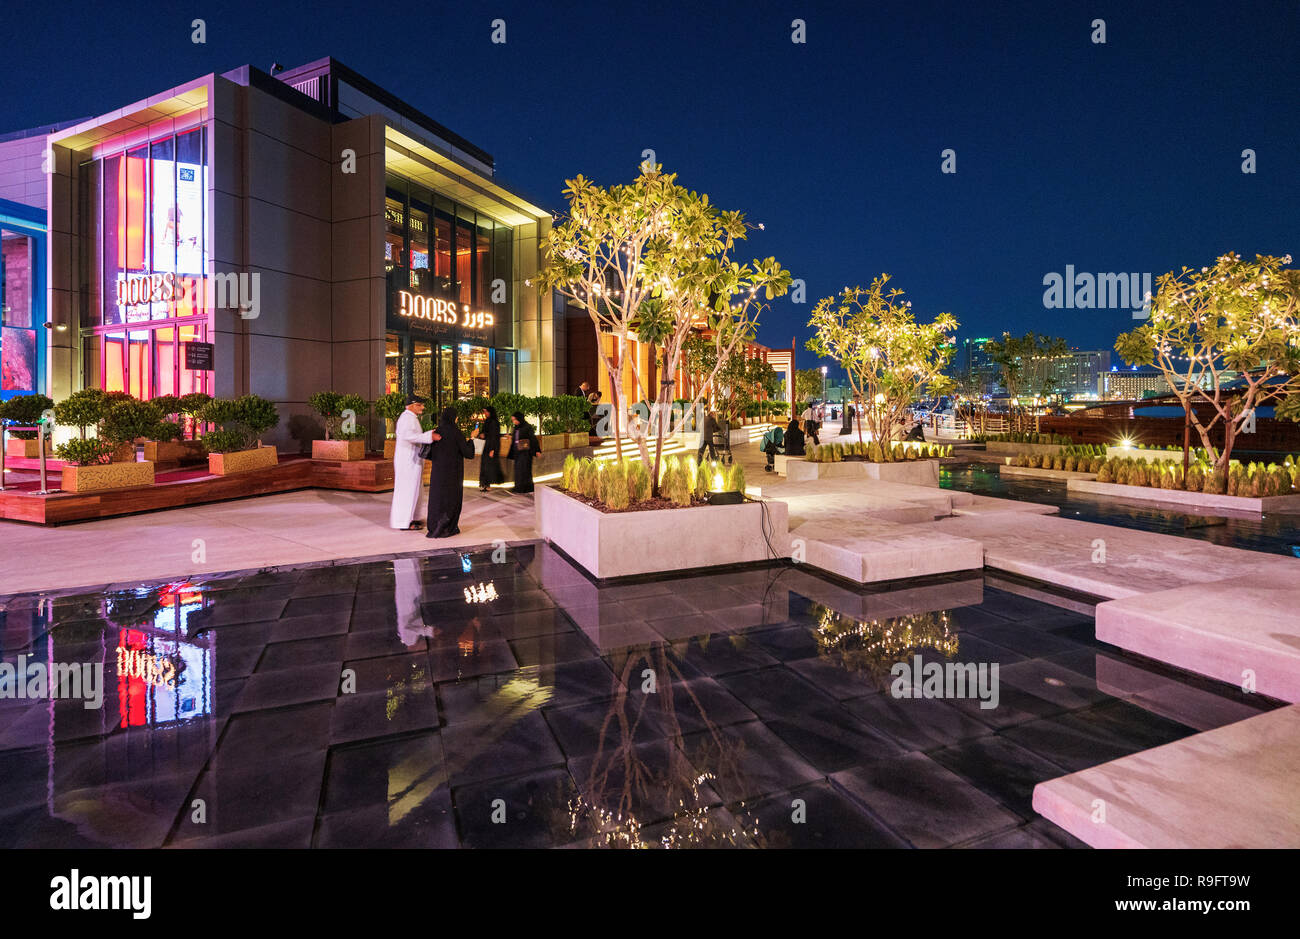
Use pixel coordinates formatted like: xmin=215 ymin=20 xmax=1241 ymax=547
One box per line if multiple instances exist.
xmin=794 ymin=368 xmax=825 ymax=404
xmin=540 ymin=166 xmax=790 ymax=489
xmin=805 ymin=275 xmax=957 ymax=452
xmin=1115 ymin=252 xmax=1300 ymax=472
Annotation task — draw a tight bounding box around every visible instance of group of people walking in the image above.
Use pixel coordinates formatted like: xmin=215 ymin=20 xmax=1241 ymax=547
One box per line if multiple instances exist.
xmin=388 ymin=395 xmax=540 ymax=538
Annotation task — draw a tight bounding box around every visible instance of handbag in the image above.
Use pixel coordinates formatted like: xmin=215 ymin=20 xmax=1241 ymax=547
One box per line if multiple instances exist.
xmin=418 ymin=442 xmax=434 ymax=460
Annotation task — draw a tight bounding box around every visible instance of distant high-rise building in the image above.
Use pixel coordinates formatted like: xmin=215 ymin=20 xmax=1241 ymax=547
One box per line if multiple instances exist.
xmin=1025 ymin=349 xmax=1111 ymax=399
xmin=960 ymin=337 xmax=1001 ymax=393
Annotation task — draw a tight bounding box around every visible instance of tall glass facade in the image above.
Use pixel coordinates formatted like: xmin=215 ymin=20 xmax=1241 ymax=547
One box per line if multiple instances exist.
xmin=382 ymin=172 xmax=514 ymax=408
xmin=79 ymin=127 xmax=210 ymax=399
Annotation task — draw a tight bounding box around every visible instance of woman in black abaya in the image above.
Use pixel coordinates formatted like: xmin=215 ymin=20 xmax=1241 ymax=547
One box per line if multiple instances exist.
xmin=425 ymin=406 xmax=475 ymax=538
xmin=476 ymin=405 xmax=504 ymax=491
xmin=506 ymin=411 xmax=540 ymax=494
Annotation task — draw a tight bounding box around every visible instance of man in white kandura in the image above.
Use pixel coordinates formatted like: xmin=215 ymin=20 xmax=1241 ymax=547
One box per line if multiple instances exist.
xmin=389 ymin=394 xmax=440 ymax=531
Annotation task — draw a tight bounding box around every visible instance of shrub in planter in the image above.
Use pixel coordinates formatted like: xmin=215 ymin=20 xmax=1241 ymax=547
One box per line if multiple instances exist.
xmin=100 ymin=398 xmax=163 ymax=456
xmin=561 ymin=453 xmax=578 ymax=489
xmin=54 ymin=388 xmax=109 ymax=439
xmin=374 ymin=390 xmax=406 ymax=434
xmin=54 ymin=437 xmax=115 ymax=466
xmin=307 ymin=391 xmax=369 ymax=440
xmin=1 ymin=393 xmax=54 ymax=441
xmin=177 ymin=392 xmax=213 ymax=440
xmin=1203 ymin=468 xmax=1226 ymax=494
xmin=727 ymin=462 xmax=746 ymax=494
xmin=1096 ymin=460 xmax=1113 ymax=483
xmin=628 ymin=460 xmax=652 ymax=501
xmin=200 ymin=394 xmax=280 ymax=455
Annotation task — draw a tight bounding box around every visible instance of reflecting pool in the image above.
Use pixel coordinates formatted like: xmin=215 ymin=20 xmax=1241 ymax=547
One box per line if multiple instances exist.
xmin=0 ymin=544 xmax=1275 ymax=848
xmin=942 ymin=462 xmax=1300 ymax=557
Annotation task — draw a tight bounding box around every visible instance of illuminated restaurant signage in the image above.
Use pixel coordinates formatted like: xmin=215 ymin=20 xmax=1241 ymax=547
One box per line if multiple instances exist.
xmin=397 ymin=290 xmax=494 ymax=331
xmin=116 ymin=272 xmax=194 ymax=307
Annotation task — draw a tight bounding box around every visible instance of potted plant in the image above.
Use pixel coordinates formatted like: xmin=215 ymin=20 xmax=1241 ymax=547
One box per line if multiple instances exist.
xmin=1 ymin=393 xmax=54 ymax=458
xmin=374 ymin=390 xmax=406 ymax=460
xmin=54 ymin=435 xmax=154 ymax=493
xmin=200 ymin=394 xmax=280 ymax=475
xmin=99 ymin=397 xmax=163 ymax=463
xmin=308 ymin=391 xmax=369 ymax=461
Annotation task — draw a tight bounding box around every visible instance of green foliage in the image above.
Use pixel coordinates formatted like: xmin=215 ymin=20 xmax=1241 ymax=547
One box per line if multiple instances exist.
xmin=374 ymin=391 xmax=407 ymax=432
xmin=150 ymin=395 xmax=183 ymax=420
xmin=308 ymin=391 xmax=368 ymax=440
xmin=201 ymin=428 xmax=250 ymax=455
xmin=54 ymin=436 xmax=115 ymax=466
xmin=1096 ymin=461 xmax=1113 ymax=483
xmin=199 ymin=395 xmax=279 ymax=452
xmin=562 ymin=453 xmax=578 ymax=490
xmin=601 ymin=460 xmax=630 ymax=509
xmin=178 ymin=392 xmax=212 ymax=416
xmin=151 ymin=420 xmax=185 ymax=443
xmin=628 ymin=459 xmax=652 ymax=501
xmin=54 ymin=388 xmax=108 ymax=438
xmin=99 ymin=399 xmax=164 ymax=446
xmin=794 ymin=368 xmax=826 ymax=403
xmin=1 ymin=393 xmax=54 ymax=439
xmin=727 ymin=462 xmax=745 ymax=494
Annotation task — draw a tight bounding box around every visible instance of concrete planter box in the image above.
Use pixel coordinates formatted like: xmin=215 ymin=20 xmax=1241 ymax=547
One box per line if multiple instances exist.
xmin=142 ymin=439 xmax=207 ymax=463
xmin=208 ymin=445 xmax=278 ymax=476
xmin=62 ymin=460 xmax=155 ymax=493
xmin=5 ymin=438 xmax=52 ymax=459
xmin=383 ymin=439 xmax=396 ymax=460
xmin=999 ymin=465 xmax=1097 ymax=481
xmin=786 ymin=458 xmax=941 ymax=487
xmin=311 ymin=439 xmax=365 ymax=461
xmin=985 ymin=441 xmax=1066 ymax=457
xmin=566 ymin=432 xmax=590 ymax=449
xmin=538 ymin=434 xmax=567 ymax=452
xmin=1106 ymin=446 xmax=1199 ymax=463
xmin=1068 ymin=477 xmax=1300 ymax=513
xmin=536 ymin=484 xmax=789 ymax=579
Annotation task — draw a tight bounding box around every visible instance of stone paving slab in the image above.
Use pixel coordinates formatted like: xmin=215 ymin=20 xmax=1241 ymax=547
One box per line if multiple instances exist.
xmin=792 ymin=517 xmax=984 ymax=584
xmin=1032 ymin=704 xmax=1300 ymax=848
xmin=1096 ymin=582 xmax=1300 ymax=704
xmin=930 ymin=512 xmax=1300 ymax=600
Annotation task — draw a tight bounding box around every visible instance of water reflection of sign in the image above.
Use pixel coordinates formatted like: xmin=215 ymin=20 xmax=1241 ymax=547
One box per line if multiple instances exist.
xmin=397 ymin=290 xmax=494 ymax=330
xmin=116 ymin=645 xmax=179 ymax=688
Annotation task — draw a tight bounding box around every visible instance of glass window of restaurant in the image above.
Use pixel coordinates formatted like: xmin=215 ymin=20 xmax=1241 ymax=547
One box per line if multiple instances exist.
xmin=383 ymin=173 xmax=514 ymax=410
xmin=80 ymin=127 xmax=211 ymax=400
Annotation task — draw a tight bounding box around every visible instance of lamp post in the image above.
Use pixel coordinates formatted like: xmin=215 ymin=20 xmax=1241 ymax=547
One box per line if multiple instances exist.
xmin=820 ymin=366 xmax=827 ymax=413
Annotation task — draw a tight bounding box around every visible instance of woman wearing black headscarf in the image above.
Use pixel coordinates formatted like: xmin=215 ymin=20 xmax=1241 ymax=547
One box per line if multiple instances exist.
xmin=425 ymin=406 xmax=474 ymax=538
xmin=506 ymin=411 xmax=540 ymax=493
xmin=476 ymin=405 xmax=504 ymax=491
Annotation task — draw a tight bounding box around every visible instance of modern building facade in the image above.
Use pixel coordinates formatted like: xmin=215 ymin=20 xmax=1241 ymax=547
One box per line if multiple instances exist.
xmin=5 ymin=57 xmax=562 ymax=450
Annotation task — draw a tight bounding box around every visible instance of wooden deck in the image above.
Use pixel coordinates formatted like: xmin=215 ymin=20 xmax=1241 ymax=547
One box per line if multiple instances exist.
xmin=0 ymin=455 xmax=394 ymax=525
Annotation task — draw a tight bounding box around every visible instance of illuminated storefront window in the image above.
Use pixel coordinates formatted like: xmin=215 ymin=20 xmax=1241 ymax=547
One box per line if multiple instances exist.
xmin=81 ymin=127 xmax=210 ymax=399
xmin=382 ymin=172 xmax=516 ymax=407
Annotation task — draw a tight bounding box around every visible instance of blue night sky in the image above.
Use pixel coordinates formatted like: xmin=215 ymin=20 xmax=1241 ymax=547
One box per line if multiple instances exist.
xmin=2 ymin=0 xmax=1296 ymax=373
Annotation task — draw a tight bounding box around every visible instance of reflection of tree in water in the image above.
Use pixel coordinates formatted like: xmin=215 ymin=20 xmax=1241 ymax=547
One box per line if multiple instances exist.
xmin=562 ymin=641 xmax=761 ymax=849
xmin=811 ymin=604 xmax=959 ymax=689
